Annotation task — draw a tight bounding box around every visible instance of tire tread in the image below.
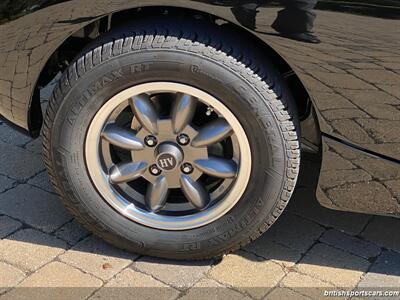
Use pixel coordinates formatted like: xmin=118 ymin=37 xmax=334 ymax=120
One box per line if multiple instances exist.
xmin=42 ymin=19 xmax=300 ymax=259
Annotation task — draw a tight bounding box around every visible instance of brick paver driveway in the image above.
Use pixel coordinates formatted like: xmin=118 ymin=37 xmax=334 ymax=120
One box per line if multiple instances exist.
xmin=0 ymin=80 xmax=400 ymax=300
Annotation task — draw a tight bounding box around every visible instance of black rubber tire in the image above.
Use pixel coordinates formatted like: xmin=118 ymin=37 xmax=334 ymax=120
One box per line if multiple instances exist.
xmin=42 ymin=17 xmax=300 ymax=259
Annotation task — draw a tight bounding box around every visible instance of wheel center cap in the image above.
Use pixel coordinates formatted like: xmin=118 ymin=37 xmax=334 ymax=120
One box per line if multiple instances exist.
xmin=155 ymin=142 xmax=183 ymax=171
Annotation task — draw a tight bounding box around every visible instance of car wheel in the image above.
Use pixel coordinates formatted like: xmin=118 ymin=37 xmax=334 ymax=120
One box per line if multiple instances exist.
xmin=42 ymin=18 xmax=300 ymax=259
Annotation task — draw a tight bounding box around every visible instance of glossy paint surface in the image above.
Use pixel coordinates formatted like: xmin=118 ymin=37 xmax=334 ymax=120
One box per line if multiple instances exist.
xmin=318 ymin=136 xmax=400 ymax=217
xmin=0 ymin=0 xmax=399 ymax=215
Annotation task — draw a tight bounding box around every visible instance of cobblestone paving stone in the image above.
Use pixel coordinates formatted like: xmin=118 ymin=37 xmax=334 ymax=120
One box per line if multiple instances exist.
xmin=0 ymin=11 xmax=400 ymax=300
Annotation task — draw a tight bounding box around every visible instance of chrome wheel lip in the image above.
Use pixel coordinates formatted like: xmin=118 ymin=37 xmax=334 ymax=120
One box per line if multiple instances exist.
xmin=85 ymin=82 xmax=252 ymax=231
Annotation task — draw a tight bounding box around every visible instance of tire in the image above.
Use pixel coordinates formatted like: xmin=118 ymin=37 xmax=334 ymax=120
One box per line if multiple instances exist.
xmin=42 ymin=17 xmax=300 ymax=259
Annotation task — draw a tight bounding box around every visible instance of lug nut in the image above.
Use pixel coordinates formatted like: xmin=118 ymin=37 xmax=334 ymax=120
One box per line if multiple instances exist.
xmin=144 ymin=135 xmax=157 ymax=147
xmin=149 ymin=164 xmax=161 ymax=176
xmin=181 ymin=163 xmax=194 ymax=174
xmin=177 ymin=134 xmax=190 ymax=146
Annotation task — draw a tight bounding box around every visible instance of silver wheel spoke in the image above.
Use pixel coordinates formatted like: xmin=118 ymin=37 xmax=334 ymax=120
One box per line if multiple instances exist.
xmin=191 ymin=118 xmax=233 ymax=148
xmin=146 ymin=176 xmax=169 ymax=212
xmin=102 ymin=124 xmax=144 ymax=151
xmin=171 ymin=93 xmax=197 ymax=133
xmin=194 ymin=157 xmax=238 ymax=178
xmin=109 ymin=162 xmax=147 ymax=184
xmin=130 ymin=94 xmax=159 ymax=134
xmin=86 ymin=82 xmax=252 ymax=230
xmin=180 ymin=175 xmax=210 ymax=210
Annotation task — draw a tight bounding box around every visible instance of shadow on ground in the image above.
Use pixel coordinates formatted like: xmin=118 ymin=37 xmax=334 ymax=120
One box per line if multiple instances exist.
xmin=1 ymin=141 xmax=399 ymax=279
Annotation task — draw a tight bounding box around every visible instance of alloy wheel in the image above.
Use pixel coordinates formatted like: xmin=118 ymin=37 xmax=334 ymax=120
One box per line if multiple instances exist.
xmin=85 ymin=82 xmax=251 ymax=230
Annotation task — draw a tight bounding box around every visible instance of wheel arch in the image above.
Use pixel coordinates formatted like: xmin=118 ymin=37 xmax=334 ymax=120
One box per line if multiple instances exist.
xmin=32 ymin=4 xmax=321 ymax=152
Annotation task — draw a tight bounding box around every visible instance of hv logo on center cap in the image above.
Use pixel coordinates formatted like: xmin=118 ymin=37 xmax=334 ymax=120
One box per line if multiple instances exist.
xmin=157 ymin=153 xmax=177 ymax=171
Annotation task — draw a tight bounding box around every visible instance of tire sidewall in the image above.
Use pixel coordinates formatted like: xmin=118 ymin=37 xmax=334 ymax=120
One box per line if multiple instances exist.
xmin=51 ymin=49 xmax=289 ymax=257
